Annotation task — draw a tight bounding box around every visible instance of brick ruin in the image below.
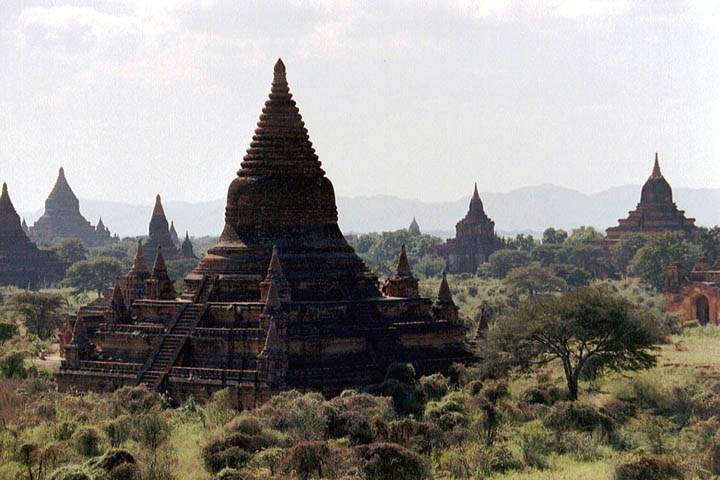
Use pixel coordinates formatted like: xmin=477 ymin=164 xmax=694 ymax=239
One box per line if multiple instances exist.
xmin=56 ymin=60 xmax=473 ymax=407
xmin=664 ymin=258 xmax=720 ymax=325
xmin=0 ymin=183 xmax=65 ymax=288
xmin=605 ymin=154 xmax=697 ymax=243
xmin=434 ymin=183 xmax=504 ymax=273
xmin=29 ymin=167 xmax=117 ymax=247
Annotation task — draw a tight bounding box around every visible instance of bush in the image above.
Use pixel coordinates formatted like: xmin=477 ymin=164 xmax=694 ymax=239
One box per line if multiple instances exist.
xmin=283 ymin=441 xmax=331 ymax=480
xmin=520 ymin=384 xmax=562 ymax=406
xmin=419 ymin=373 xmax=449 ymax=401
xmin=614 ymin=454 xmax=684 ymax=480
xmin=213 ymin=468 xmax=244 ymax=480
xmin=72 ymin=427 xmax=103 ymax=457
xmin=385 ymin=363 xmax=417 ymax=385
xmin=518 ymin=421 xmax=552 ymax=469
xmin=110 ymin=386 xmax=162 ymax=416
xmin=367 ymin=379 xmax=423 ymax=417
xmin=555 ymin=431 xmax=603 ymax=461
xmin=87 ymin=448 xmax=136 ymax=472
xmin=704 ymin=437 xmax=720 ymax=474
xmin=47 ymin=464 xmax=94 ymax=480
xmin=103 ymin=415 xmax=131 ymax=447
xmin=54 ymin=421 xmax=77 ymax=441
xmin=544 ymin=401 xmax=615 ymax=435
xmin=361 ymin=442 xmax=431 ymax=480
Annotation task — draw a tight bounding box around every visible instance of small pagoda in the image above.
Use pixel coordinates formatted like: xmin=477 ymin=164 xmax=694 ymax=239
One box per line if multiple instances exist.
xmin=56 ymin=60 xmax=472 ymax=407
xmin=0 ymin=183 xmax=65 ymax=288
xmin=434 ymin=184 xmax=504 ymax=273
xmin=29 ymin=167 xmax=116 ymax=247
xmin=605 ymin=154 xmax=697 ymax=242
xmin=142 ymin=195 xmax=196 ymax=265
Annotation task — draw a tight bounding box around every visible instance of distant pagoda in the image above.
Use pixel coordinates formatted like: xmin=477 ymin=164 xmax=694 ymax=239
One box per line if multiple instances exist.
xmin=434 ymin=183 xmax=504 ymax=273
xmin=0 ymin=183 xmax=65 ymax=288
xmin=605 ymin=153 xmax=697 ymax=242
xmin=408 ymin=217 xmax=421 ymax=235
xmin=29 ymin=167 xmax=116 ymax=247
xmin=56 ymin=60 xmax=472 ymax=406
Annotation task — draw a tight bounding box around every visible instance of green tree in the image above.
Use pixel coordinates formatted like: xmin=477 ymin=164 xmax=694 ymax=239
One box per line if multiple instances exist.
xmin=413 ymin=254 xmax=445 ymax=278
xmin=63 ymin=256 xmax=122 ymax=296
xmin=693 ymin=226 xmax=720 ymax=265
xmin=504 ymin=264 xmax=567 ymax=297
xmin=50 ymin=238 xmax=88 ymax=266
xmin=556 ymin=243 xmax=609 ymax=278
xmin=542 ymin=228 xmax=568 ymax=245
xmin=482 ymin=249 xmax=532 ymax=278
xmin=6 ymin=291 xmax=66 ymax=339
xmin=566 ymin=226 xmax=603 ymax=244
xmin=0 ymin=322 xmax=18 ymax=344
xmin=507 ymin=234 xmax=538 ymax=251
xmin=487 ymin=286 xmax=659 ymax=400
xmin=531 ymin=244 xmax=559 ymax=266
xmin=610 ymin=234 xmax=649 ymax=276
xmin=628 ymin=232 xmax=702 ymax=290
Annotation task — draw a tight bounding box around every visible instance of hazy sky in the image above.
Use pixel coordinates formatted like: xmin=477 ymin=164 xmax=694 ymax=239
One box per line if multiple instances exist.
xmin=1 ymin=0 xmax=718 ymax=211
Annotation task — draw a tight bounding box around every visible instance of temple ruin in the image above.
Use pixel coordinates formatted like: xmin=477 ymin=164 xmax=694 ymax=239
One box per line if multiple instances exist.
xmin=434 ymin=184 xmax=504 ymax=273
xmin=142 ymin=195 xmax=196 ymax=266
xmin=605 ymin=154 xmax=697 ymax=242
xmin=56 ymin=60 xmax=472 ymax=406
xmin=664 ymin=258 xmax=720 ymax=325
xmin=0 ymin=183 xmax=65 ymax=288
xmin=29 ymin=168 xmax=116 ymax=247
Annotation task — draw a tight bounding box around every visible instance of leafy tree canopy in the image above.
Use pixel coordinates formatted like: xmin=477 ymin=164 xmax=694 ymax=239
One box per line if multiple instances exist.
xmin=486 ymin=286 xmax=659 ymax=400
xmin=63 ymin=256 xmax=123 ymax=296
xmin=628 ymin=232 xmax=702 ymax=290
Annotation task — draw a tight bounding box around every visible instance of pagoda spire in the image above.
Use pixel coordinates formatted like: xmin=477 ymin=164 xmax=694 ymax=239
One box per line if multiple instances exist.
xmin=0 ymin=183 xmax=25 ymax=236
xmin=260 ymin=245 xmax=291 ymax=303
xmin=468 ymin=182 xmax=485 ymax=215
xmin=0 ymin=183 xmax=17 ymax=215
xmin=438 ymin=272 xmax=453 ymax=303
xmin=152 ymin=246 xmax=168 ymax=277
xmin=152 ymin=194 xmax=165 ymax=217
xmin=263 ymin=276 xmax=283 ymax=314
xmin=396 ymin=244 xmax=412 ymax=277
xmin=651 ymin=152 xmax=662 ymax=178
xmin=130 ymin=239 xmax=149 ymax=274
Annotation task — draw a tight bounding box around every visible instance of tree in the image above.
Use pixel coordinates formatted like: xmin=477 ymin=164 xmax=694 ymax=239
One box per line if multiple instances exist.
xmin=693 ymin=226 xmax=720 ymax=265
xmin=0 ymin=322 xmax=18 ymax=344
xmin=556 ymin=243 xmax=609 ymax=278
xmin=610 ymin=234 xmax=649 ymax=276
xmin=413 ymin=255 xmax=445 ymax=278
xmin=504 ymin=264 xmax=566 ymax=297
xmin=482 ymin=249 xmax=532 ymax=278
xmin=487 ymin=287 xmax=659 ymax=400
xmin=50 ymin=238 xmax=88 ymax=266
xmin=6 ymin=291 xmax=66 ymax=340
xmin=507 ymin=234 xmax=538 ymax=251
xmin=542 ymin=228 xmax=568 ymax=245
xmin=531 ymin=244 xmax=559 ymax=266
xmin=361 ymin=443 xmax=431 ymax=480
xmin=63 ymin=256 xmax=122 ymax=296
xmin=628 ymin=232 xmax=702 ymax=290
xmin=566 ymin=226 xmax=603 ymax=244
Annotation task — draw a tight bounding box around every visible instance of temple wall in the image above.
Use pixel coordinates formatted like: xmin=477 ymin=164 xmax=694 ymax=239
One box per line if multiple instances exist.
xmin=665 ymin=284 xmax=720 ymax=325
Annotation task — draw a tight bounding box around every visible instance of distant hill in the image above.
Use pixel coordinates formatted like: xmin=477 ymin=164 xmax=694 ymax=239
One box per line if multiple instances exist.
xmin=21 ymin=184 xmax=720 ymax=239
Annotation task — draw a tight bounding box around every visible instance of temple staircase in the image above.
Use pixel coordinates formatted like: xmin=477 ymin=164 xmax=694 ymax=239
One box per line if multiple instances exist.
xmin=135 ymin=302 xmax=207 ymax=391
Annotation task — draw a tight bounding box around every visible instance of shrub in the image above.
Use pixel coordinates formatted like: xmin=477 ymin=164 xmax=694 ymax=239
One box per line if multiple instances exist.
xmin=424 ymin=393 xmax=468 ymax=431
xmin=518 ymin=421 xmax=552 ymax=469
xmin=465 ymin=442 xmax=520 ymax=475
xmin=385 ymin=363 xmax=417 ymax=385
xmin=47 ymin=464 xmax=94 ymax=480
xmin=257 ymin=391 xmax=328 ymax=440
xmin=555 ymin=431 xmax=603 ymax=461
xmin=54 ymin=421 xmax=77 ymax=441
xmin=367 ymin=379 xmax=423 ymax=417
xmin=108 ymin=463 xmax=142 ymax=480
xmin=419 ymin=373 xmax=449 ymax=401
xmin=213 ymin=468 xmax=244 ymax=480
xmin=544 ymin=401 xmax=615 ymax=435
xmin=520 ymin=384 xmax=562 ymax=406
xmin=248 ymin=447 xmax=285 ymax=476
xmin=131 ymin=412 xmax=169 ymax=451
xmin=103 ymin=415 xmax=131 ymax=447
xmin=361 ymin=442 xmax=430 ymax=480
xmin=704 ymin=437 xmax=720 ymax=475
xmin=110 ymin=386 xmax=162 ymax=416
xmin=72 ymin=427 xmax=103 ymax=457
xmin=614 ymin=454 xmax=683 ymax=480
xmin=283 ymin=441 xmax=331 ymax=480
xmin=87 ymin=448 xmax=136 ymax=472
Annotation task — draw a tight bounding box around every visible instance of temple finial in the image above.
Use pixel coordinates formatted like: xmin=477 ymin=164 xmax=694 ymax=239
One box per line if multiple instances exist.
xmin=131 ymin=239 xmax=149 ymax=274
xmin=438 ymin=271 xmax=453 ymax=303
xmin=153 ymin=194 xmax=164 ymax=215
xmin=152 ymin=246 xmax=167 ymax=275
xmin=473 ymin=182 xmax=480 ymax=200
xmin=652 ymin=152 xmax=662 ymax=178
xmin=274 ymin=58 xmax=286 ymax=75
xmin=1 ymin=183 xmax=7 ymax=197
xmin=396 ymin=245 xmax=412 ymax=277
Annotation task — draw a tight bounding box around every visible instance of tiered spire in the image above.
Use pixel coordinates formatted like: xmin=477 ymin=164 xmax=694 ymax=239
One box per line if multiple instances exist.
xmin=129 ymin=240 xmax=149 ymax=275
xmin=152 ymin=246 xmax=168 ymax=279
xmin=181 ymin=231 xmax=196 ymax=259
xmin=169 ymin=221 xmax=179 ymax=245
xmin=438 ymin=272 xmax=453 ymax=303
xmin=396 ymin=245 xmax=412 ymax=277
xmin=46 ymin=167 xmax=80 ymax=212
xmin=468 ymin=183 xmax=485 ymax=216
xmin=149 ymin=195 xmax=169 ymax=234
xmin=260 ymin=245 xmax=291 ymax=303
xmin=238 ymin=58 xmax=323 ymax=177
xmin=651 ymin=152 xmax=662 ymax=179
xmin=0 ymin=183 xmax=27 ymax=238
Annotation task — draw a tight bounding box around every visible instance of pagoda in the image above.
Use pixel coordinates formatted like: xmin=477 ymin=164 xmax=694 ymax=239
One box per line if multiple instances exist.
xmin=142 ymin=195 xmax=181 ymax=266
xmin=408 ymin=217 xmax=421 ymax=235
xmin=0 ymin=183 xmax=65 ymax=288
xmin=29 ymin=167 xmax=116 ymax=247
xmin=56 ymin=60 xmax=472 ymax=407
xmin=605 ymin=153 xmax=697 ymax=242
xmin=434 ymin=184 xmax=504 ymax=273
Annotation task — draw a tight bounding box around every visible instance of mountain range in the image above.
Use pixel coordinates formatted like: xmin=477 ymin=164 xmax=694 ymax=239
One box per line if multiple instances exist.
xmin=21 ymin=184 xmax=720 ymax=239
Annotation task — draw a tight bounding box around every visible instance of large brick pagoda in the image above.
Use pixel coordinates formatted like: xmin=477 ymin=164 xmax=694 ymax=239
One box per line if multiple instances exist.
xmin=29 ymin=168 xmax=116 ymax=247
xmin=0 ymin=183 xmax=65 ymax=288
xmin=56 ymin=60 xmax=472 ymax=407
xmin=605 ymin=154 xmax=697 ymax=242
xmin=434 ymin=184 xmax=504 ymax=273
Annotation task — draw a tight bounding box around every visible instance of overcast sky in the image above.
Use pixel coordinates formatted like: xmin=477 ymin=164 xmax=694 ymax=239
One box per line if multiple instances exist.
xmin=1 ymin=0 xmax=718 ymax=211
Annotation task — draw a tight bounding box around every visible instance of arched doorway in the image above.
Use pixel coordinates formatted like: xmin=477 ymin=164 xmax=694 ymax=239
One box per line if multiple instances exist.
xmin=695 ymin=295 xmax=710 ymax=325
